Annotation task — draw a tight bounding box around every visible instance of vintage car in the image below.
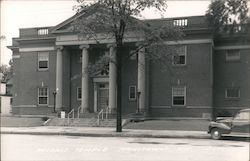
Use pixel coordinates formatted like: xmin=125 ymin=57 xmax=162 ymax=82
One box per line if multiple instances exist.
xmin=208 ymin=109 xmax=250 ymax=140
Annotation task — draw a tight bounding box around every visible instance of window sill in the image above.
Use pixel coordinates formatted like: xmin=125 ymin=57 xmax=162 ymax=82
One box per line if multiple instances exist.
xmin=129 ymin=99 xmax=137 ymax=102
xmin=38 ymin=69 xmax=49 ymax=72
xmin=224 ymin=98 xmax=240 ymax=101
xmin=37 ymin=104 xmax=49 ymax=107
xmin=172 ymin=105 xmax=186 ymax=108
xmin=172 ymin=64 xmax=187 ymax=67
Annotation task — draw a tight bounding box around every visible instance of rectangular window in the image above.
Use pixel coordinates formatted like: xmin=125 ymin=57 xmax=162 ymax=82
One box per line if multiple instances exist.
xmin=172 ymin=87 xmax=186 ymax=106
xmin=38 ymin=52 xmax=49 ymax=70
xmin=129 ymin=86 xmax=136 ymax=101
xmin=38 ymin=87 xmax=48 ymax=105
xmin=173 ymin=46 xmax=187 ymax=65
xmin=77 ymin=87 xmax=82 ymax=100
xmin=38 ymin=28 xmax=49 ymax=35
xmin=173 ymin=19 xmax=188 ymax=27
xmin=225 ymin=88 xmax=240 ymax=98
xmin=226 ymin=50 xmax=240 ymax=61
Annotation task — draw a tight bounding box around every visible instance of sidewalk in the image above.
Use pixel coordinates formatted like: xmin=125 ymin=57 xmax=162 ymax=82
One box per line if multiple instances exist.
xmin=1 ymin=126 xmax=210 ymax=139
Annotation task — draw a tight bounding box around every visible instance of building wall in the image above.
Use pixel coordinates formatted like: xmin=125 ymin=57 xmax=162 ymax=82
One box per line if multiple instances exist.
xmin=121 ymin=48 xmax=137 ymax=114
xmin=150 ymin=43 xmax=213 ymax=118
xmin=12 ymin=46 xmax=57 ymax=115
xmin=213 ymin=48 xmax=250 ymax=116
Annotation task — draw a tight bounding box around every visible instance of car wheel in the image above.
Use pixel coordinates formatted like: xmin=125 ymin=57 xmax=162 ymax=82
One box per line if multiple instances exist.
xmin=211 ymin=128 xmax=222 ymax=140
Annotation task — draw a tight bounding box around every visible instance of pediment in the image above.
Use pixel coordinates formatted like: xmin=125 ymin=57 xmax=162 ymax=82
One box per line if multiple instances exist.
xmin=51 ymin=4 xmax=104 ymax=34
xmin=51 ymin=4 xmax=140 ymax=34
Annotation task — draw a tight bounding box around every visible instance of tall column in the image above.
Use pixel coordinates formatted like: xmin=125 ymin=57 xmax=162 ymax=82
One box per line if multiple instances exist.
xmin=108 ymin=44 xmax=117 ymax=113
xmin=56 ymin=46 xmax=63 ymax=111
xmin=138 ymin=47 xmax=146 ymax=113
xmin=80 ymin=45 xmax=90 ymax=113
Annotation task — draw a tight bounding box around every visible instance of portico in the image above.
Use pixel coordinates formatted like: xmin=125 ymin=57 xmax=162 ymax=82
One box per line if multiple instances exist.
xmin=54 ymin=42 xmax=147 ymax=114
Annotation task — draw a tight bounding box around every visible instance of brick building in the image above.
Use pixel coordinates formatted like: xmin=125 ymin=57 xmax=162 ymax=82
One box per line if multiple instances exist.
xmin=8 ymin=10 xmax=250 ymax=118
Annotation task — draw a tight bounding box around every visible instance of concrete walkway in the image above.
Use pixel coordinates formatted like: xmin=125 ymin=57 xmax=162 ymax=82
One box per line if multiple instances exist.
xmin=1 ymin=126 xmax=211 ymax=139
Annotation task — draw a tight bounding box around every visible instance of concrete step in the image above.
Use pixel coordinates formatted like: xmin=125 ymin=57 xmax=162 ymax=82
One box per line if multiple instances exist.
xmin=98 ymin=119 xmax=116 ymax=127
xmin=46 ymin=118 xmax=68 ymax=126
xmin=70 ymin=118 xmax=98 ymax=127
xmin=45 ymin=117 xmax=122 ymax=127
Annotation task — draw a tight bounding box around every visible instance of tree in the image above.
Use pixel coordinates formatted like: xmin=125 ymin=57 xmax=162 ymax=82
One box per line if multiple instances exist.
xmin=73 ymin=0 xmax=183 ymax=132
xmin=0 ymin=60 xmax=13 ymax=83
xmin=206 ymin=0 xmax=249 ymax=35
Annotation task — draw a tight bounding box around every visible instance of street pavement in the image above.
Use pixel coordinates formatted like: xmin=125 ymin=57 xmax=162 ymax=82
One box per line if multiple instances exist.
xmin=1 ymin=134 xmax=249 ymax=161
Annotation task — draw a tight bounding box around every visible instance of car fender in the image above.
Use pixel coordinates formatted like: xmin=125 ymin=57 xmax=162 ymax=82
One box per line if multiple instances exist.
xmin=208 ymin=121 xmax=231 ymax=133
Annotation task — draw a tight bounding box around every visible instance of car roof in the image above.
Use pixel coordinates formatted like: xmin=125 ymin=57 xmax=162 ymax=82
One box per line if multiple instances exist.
xmin=239 ymin=109 xmax=250 ymax=112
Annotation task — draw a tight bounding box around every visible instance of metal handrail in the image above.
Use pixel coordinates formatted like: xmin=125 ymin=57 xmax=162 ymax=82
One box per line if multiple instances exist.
xmin=104 ymin=106 xmax=109 ymax=119
xmin=97 ymin=109 xmax=104 ymax=126
xmin=67 ymin=108 xmax=75 ymax=125
xmin=77 ymin=106 xmax=81 ymax=118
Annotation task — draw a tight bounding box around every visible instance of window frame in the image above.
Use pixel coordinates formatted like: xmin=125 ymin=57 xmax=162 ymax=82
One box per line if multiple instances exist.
xmin=225 ymin=88 xmax=240 ymax=99
xmin=38 ymin=52 xmax=49 ymax=71
xmin=38 ymin=87 xmax=49 ymax=106
xmin=77 ymin=87 xmax=82 ymax=101
xmin=129 ymin=85 xmax=137 ymax=101
xmin=172 ymin=45 xmax=187 ymax=66
xmin=226 ymin=50 xmax=240 ymax=62
xmin=172 ymin=86 xmax=186 ymax=106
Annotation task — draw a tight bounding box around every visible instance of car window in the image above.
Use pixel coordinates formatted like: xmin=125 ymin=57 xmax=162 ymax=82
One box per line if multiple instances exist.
xmin=234 ymin=111 xmax=250 ymax=120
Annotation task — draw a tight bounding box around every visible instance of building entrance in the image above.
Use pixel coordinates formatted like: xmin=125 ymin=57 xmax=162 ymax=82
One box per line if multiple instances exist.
xmin=97 ymin=83 xmax=109 ymax=111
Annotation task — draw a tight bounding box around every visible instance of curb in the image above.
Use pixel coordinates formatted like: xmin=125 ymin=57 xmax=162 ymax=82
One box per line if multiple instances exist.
xmin=0 ymin=130 xmax=211 ymax=139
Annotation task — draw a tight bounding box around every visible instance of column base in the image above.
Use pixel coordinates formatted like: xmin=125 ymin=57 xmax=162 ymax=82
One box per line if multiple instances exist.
xmin=109 ymin=108 xmax=117 ymax=114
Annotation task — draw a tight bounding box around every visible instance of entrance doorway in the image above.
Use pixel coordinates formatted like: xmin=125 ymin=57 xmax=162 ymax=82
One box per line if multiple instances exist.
xmin=97 ymin=83 xmax=109 ymax=112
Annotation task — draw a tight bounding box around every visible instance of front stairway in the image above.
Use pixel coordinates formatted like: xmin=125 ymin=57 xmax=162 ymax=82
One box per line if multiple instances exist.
xmin=45 ymin=110 xmax=118 ymax=127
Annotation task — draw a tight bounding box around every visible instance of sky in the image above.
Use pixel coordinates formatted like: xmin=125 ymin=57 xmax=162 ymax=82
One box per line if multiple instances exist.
xmin=0 ymin=0 xmax=211 ymax=66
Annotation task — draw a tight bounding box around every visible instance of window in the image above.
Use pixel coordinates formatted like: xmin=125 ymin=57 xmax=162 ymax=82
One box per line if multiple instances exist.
xmin=226 ymin=50 xmax=240 ymax=61
xmin=173 ymin=19 xmax=188 ymax=27
xmin=38 ymin=87 xmax=48 ymax=105
xmin=129 ymin=86 xmax=136 ymax=101
xmin=38 ymin=28 xmax=49 ymax=35
xmin=225 ymin=88 xmax=240 ymax=99
xmin=173 ymin=46 xmax=187 ymax=65
xmin=38 ymin=52 xmax=49 ymax=70
xmin=172 ymin=87 xmax=186 ymax=106
xmin=77 ymin=87 xmax=82 ymax=100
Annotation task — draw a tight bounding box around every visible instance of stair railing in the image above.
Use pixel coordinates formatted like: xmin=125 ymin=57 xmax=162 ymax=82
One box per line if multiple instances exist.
xmin=67 ymin=108 xmax=75 ymax=125
xmin=77 ymin=106 xmax=81 ymax=118
xmin=104 ymin=106 xmax=109 ymax=119
xmin=97 ymin=109 xmax=104 ymax=126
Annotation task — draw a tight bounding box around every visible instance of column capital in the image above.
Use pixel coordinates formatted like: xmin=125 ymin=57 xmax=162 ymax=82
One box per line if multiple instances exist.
xmin=107 ymin=43 xmax=116 ymax=49
xmin=79 ymin=44 xmax=90 ymax=49
xmin=56 ymin=46 xmax=63 ymax=50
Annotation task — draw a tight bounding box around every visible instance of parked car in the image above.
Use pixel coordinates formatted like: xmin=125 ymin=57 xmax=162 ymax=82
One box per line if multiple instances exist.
xmin=208 ymin=109 xmax=250 ymax=140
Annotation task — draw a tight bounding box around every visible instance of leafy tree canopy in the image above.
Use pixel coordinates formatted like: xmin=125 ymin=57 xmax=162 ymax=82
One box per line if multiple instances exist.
xmin=0 ymin=60 xmax=13 ymax=83
xmin=206 ymin=0 xmax=249 ymax=34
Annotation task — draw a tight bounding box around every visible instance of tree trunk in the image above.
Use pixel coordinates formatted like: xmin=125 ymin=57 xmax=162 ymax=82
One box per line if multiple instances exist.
xmin=116 ymin=44 xmax=122 ymax=132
